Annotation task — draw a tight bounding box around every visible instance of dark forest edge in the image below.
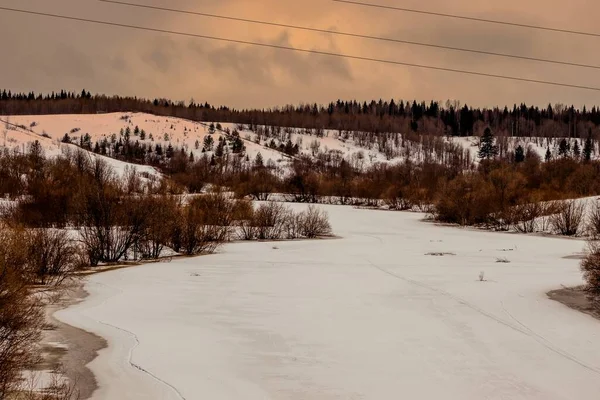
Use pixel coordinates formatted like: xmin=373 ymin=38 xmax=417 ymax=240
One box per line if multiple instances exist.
xmin=1 ymin=89 xmax=600 ymax=138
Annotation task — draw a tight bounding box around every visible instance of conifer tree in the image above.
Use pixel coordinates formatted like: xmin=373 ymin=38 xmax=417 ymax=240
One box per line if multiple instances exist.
xmin=255 ymin=152 xmax=264 ymax=168
xmin=558 ymin=139 xmax=570 ymax=158
xmin=203 ymin=135 xmax=214 ymax=152
xmin=515 ymin=145 xmax=525 ymax=163
xmin=584 ymin=134 xmax=593 ymax=162
xmin=478 ymin=128 xmax=498 ymax=160
xmin=545 ymin=147 xmax=552 ymax=162
xmin=573 ymin=140 xmax=581 ymax=159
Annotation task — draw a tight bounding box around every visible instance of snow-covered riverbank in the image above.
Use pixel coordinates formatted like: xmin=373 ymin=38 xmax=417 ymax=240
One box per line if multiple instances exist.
xmin=56 ymin=204 xmax=600 ymax=399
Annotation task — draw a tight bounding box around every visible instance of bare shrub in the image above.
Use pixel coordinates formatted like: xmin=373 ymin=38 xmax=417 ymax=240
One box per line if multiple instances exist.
xmin=382 ymin=185 xmax=412 ymax=211
xmin=136 ymin=195 xmax=179 ymax=260
xmin=282 ymin=211 xmax=303 ymax=239
xmin=298 ymin=205 xmax=332 ymax=238
xmin=587 ymin=200 xmax=600 ymax=238
xmin=19 ymin=369 xmax=79 ymax=400
xmin=551 ymin=200 xmax=585 ymax=236
xmin=581 ymin=240 xmax=600 ymax=307
xmin=253 ymin=202 xmax=290 ymax=240
xmin=0 ymin=225 xmax=42 ymax=398
xmin=175 ymin=198 xmax=230 ymax=255
xmin=512 ymin=202 xmax=542 ymax=233
xmin=25 ymin=229 xmax=78 ymax=286
xmin=236 ymin=203 xmax=257 ymax=240
xmin=538 ymin=201 xmax=561 ymax=232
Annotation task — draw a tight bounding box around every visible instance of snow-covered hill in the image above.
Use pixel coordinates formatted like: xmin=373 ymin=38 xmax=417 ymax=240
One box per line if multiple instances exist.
xmin=2 ymin=113 xmax=594 ymax=176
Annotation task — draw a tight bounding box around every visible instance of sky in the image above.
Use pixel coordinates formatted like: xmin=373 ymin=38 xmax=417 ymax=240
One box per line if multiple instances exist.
xmin=2 ymin=0 xmax=600 ymax=109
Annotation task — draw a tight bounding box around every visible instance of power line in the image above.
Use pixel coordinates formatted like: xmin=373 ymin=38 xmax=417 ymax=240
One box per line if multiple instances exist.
xmin=2 ymin=6 xmax=600 ymax=92
xmin=333 ymin=0 xmax=600 ymax=39
xmin=97 ymin=0 xmax=600 ymax=71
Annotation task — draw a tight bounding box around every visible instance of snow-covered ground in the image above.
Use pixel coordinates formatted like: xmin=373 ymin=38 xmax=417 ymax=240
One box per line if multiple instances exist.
xmin=55 ymin=204 xmax=600 ymax=400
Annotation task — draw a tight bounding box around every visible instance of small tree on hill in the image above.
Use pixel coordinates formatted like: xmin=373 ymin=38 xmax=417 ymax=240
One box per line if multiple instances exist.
xmin=215 ymin=139 xmax=224 ymax=157
xmin=558 ymin=139 xmax=570 ymax=158
xmin=203 ymin=135 xmax=214 ymax=152
xmin=545 ymin=147 xmax=552 ymax=162
xmin=514 ymin=145 xmax=525 ymax=163
xmin=573 ymin=140 xmax=581 ymax=159
xmin=478 ymin=128 xmax=498 ymax=160
xmin=584 ymin=133 xmax=593 ymax=162
xmin=255 ymin=152 xmax=264 ymax=168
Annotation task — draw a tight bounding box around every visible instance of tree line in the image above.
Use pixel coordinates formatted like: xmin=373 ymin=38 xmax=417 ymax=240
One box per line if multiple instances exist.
xmin=2 ymin=89 xmax=600 ymax=139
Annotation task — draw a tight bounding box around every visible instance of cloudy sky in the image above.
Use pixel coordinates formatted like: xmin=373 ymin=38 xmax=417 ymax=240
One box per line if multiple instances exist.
xmin=2 ymin=0 xmax=600 ymax=109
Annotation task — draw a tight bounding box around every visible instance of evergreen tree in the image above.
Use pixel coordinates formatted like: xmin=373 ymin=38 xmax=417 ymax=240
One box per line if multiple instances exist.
xmin=478 ymin=128 xmax=498 ymax=159
xmin=232 ymin=137 xmax=244 ymax=153
xmin=134 ymin=126 xmax=140 ymax=136
xmin=558 ymin=139 xmax=570 ymax=157
xmin=573 ymin=140 xmax=581 ymax=158
xmin=203 ymin=135 xmax=214 ymax=151
xmin=584 ymin=134 xmax=593 ymax=162
xmin=545 ymin=147 xmax=552 ymax=162
xmin=140 ymin=130 xmax=146 ymax=140
xmin=254 ymin=152 xmax=264 ymax=168
xmin=166 ymin=144 xmax=174 ymax=158
xmin=215 ymin=140 xmax=224 ymax=157
xmin=514 ymin=145 xmax=525 ymax=163
xmin=194 ymin=139 xmax=200 ymax=150
xmin=208 ymin=123 xmax=216 ymax=134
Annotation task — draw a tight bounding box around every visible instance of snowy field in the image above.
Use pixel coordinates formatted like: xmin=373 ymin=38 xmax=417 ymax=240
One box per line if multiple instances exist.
xmin=55 ymin=205 xmax=600 ymax=400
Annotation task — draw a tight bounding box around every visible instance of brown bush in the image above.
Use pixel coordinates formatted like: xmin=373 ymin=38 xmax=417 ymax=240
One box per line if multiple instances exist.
xmin=512 ymin=202 xmax=542 ymax=233
xmin=550 ymin=200 xmax=585 ymax=236
xmin=435 ymin=174 xmax=494 ymax=226
xmin=253 ymin=202 xmax=290 ymax=240
xmin=298 ymin=205 xmax=332 ymax=238
xmin=382 ymin=185 xmax=412 ymax=211
xmin=136 ymin=195 xmax=180 ymax=260
xmin=0 ymin=225 xmax=42 ymax=398
xmin=175 ymin=197 xmax=230 ymax=255
xmin=586 ymin=200 xmax=600 ymax=238
xmin=581 ymin=240 xmax=600 ymax=306
xmin=25 ymin=229 xmax=78 ymax=286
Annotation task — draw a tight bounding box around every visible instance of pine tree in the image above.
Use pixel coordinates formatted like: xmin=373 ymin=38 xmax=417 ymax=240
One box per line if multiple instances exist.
xmin=134 ymin=126 xmax=140 ymax=136
xmin=195 ymin=139 xmax=200 ymax=150
xmin=573 ymin=140 xmax=581 ymax=158
xmin=166 ymin=144 xmax=174 ymax=158
xmin=558 ymin=139 xmax=570 ymax=157
xmin=203 ymin=135 xmax=214 ymax=152
xmin=514 ymin=145 xmax=525 ymax=163
xmin=215 ymin=140 xmax=224 ymax=157
xmin=545 ymin=147 xmax=552 ymax=162
xmin=478 ymin=127 xmax=498 ymax=160
xmin=208 ymin=123 xmax=215 ymax=134
xmin=254 ymin=152 xmax=264 ymax=168
xmin=584 ymin=134 xmax=593 ymax=162
xmin=140 ymin=130 xmax=146 ymax=140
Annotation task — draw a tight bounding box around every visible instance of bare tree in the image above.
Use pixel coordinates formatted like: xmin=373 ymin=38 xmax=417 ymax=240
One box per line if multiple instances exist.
xmin=25 ymin=229 xmax=78 ymax=286
xmin=298 ymin=205 xmax=332 ymax=238
xmin=551 ymin=200 xmax=585 ymax=236
xmin=581 ymin=240 xmax=600 ymax=308
xmin=0 ymin=225 xmax=42 ymax=398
